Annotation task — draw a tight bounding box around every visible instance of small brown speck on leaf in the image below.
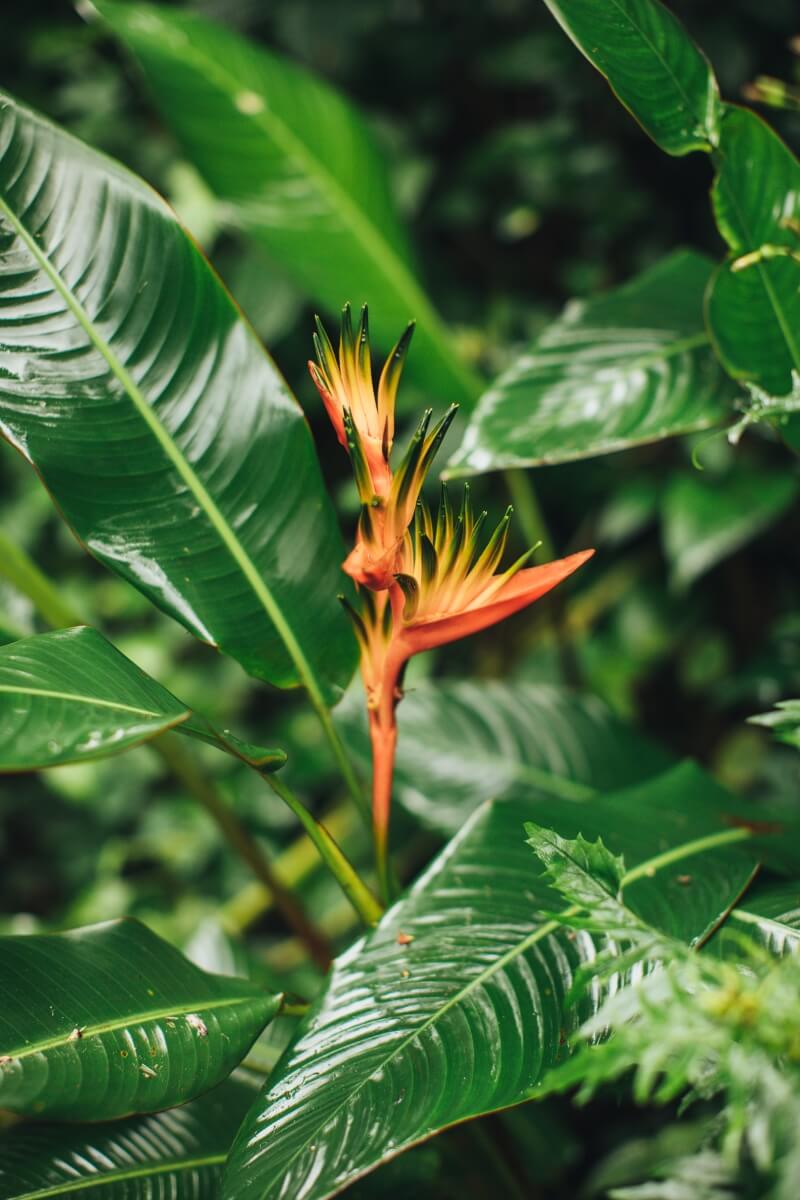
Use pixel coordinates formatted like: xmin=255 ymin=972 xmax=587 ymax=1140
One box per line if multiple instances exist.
xmin=186 ymin=1013 xmax=209 ymax=1037
xmin=68 ymin=1027 xmax=84 ymax=1041
xmin=0 ymin=1056 xmax=13 ymax=1066
xmin=139 ymin=1063 xmax=158 ymax=1078
xmin=396 ymin=931 xmax=414 ymax=946
xmin=677 ymin=874 xmax=692 ymax=886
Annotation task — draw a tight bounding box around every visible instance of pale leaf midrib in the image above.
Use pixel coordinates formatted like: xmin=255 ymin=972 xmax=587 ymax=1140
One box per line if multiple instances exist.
xmin=0 ymin=683 xmax=170 ymax=719
xmin=252 ymin=825 xmax=752 ymax=1186
xmin=3 ymin=994 xmax=264 ymax=1061
xmin=0 ymin=138 xmax=326 ymax=712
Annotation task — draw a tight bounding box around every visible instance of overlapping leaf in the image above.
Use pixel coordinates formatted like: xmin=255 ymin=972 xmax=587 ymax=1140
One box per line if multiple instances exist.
xmin=448 ymin=251 xmax=736 ymax=473
xmin=91 ymin=0 xmax=479 ymax=408
xmin=335 ymin=678 xmax=672 ymax=835
xmin=0 ymin=89 xmax=355 ymax=706
xmin=540 ymin=0 xmax=721 ymax=156
xmin=706 ymin=106 xmax=800 ymax=396
xmin=0 ymin=1075 xmax=258 ymax=1199
xmin=0 ymin=919 xmax=281 ymax=1120
xmin=712 ymin=881 xmax=800 ymax=957
xmin=223 ymin=767 xmax=757 ymax=1200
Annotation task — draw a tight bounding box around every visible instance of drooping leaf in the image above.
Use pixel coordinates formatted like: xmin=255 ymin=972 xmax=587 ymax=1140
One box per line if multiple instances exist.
xmin=0 ymin=918 xmax=281 ymax=1120
xmin=706 ymin=106 xmax=800 ymax=397
xmin=447 ymin=252 xmax=736 ymax=474
xmin=335 ymin=678 xmax=673 ymax=836
xmin=0 ymin=1074 xmax=258 ymax=1198
xmin=661 ymin=468 xmax=798 ymax=591
xmin=0 ymin=626 xmax=286 ymax=772
xmin=0 ymin=626 xmax=189 ymax=769
xmin=0 ymin=89 xmax=356 ymax=707
xmin=540 ymin=0 xmax=721 ymax=156
xmin=223 ymin=772 xmax=757 ymax=1200
xmin=90 ymin=0 xmax=480 ymax=408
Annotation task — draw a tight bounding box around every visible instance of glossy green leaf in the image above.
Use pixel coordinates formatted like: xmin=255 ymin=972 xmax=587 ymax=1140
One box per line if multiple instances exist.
xmin=712 ymin=881 xmax=800 ymax=957
xmin=0 ymin=918 xmax=281 ymax=1120
xmin=0 ymin=626 xmax=286 ymax=773
xmin=0 ymin=89 xmax=355 ymax=707
xmin=337 ymin=679 xmax=672 ymax=836
xmin=661 ymin=468 xmax=798 ymax=591
xmin=749 ymin=698 xmax=800 ymax=750
xmin=0 ymin=1074 xmax=257 ymax=1198
xmin=0 ymin=626 xmax=189 ymax=770
xmin=91 ymin=1 xmax=479 ymax=408
xmin=541 ymin=0 xmax=721 ymax=156
xmin=223 ymin=767 xmax=757 ymax=1200
xmin=706 ymin=106 xmax=800 ymax=395
xmin=448 ymin=251 xmax=736 ymax=474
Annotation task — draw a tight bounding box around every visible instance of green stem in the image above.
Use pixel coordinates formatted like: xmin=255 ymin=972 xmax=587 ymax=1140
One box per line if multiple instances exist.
xmin=0 ymin=528 xmax=80 ymax=627
xmin=503 ymin=469 xmax=555 ymax=561
xmin=266 ymin=773 xmax=383 ymax=926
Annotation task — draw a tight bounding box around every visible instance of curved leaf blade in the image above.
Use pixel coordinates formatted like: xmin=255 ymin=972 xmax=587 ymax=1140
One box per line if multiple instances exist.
xmin=0 ymin=1074 xmax=257 ymax=1198
xmin=714 ymin=881 xmax=800 ymax=957
xmin=705 ymin=106 xmax=800 ymax=395
xmin=335 ymin=678 xmax=673 ymax=835
xmin=91 ymin=1 xmax=480 ymax=408
xmin=0 ymin=626 xmax=189 ymax=770
xmin=541 ymin=0 xmax=721 ymax=156
xmin=0 ymin=90 xmax=355 ymax=706
xmin=0 ymin=919 xmax=281 ymax=1120
xmin=448 ymin=251 xmax=736 ymax=474
xmin=223 ymin=771 xmax=757 ymax=1200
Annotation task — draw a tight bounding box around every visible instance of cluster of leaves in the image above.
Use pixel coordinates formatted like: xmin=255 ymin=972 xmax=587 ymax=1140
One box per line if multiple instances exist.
xmin=0 ymin=0 xmax=799 ymax=1198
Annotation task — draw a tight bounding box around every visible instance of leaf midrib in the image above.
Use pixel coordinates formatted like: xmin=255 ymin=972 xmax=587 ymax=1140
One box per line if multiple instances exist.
xmin=257 ymin=825 xmax=753 ymax=1187
xmin=2 ymin=994 xmax=265 ymax=1060
xmin=120 ymin=15 xmax=480 ymax=405
xmin=0 ymin=147 xmax=327 ymax=714
xmin=0 ymin=683 xmax=178 ymax=719
xmin=9 ymin=1152 xmax=227 ymax=1200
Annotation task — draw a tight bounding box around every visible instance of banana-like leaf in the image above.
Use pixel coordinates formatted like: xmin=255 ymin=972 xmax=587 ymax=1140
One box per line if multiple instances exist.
xmin=541 ymin=0 xmax=721 ymax=156
xmin=0 ymin=90 xmax=356 ymax=707
xmin=0 ymin=626 xmax=286 ymax=772
xmin=661 ymin=468 xmax=798 ymax=591
xmin=0 ymin=919 xmax=281 ymax=1120
xmin=706 ymin=106 xmax=800 ymax=396
xmin=223 ymin=768 xmax=757 ymax=1200
xmin=335 ymin=678 xmax=673 ymax=835
xmin=90 ymin=1 xmax=480 ymax=408
xmin=0 ymin=1074 xmax=257 ymax=1198
xmin=447 ymin=251 xmax=736 ymax=473
xmin=712 ymin=881 xmax=800 ymax=957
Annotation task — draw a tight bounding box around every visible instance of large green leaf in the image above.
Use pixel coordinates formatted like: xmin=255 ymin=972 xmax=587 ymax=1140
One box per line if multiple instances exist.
xmin=661 ymin=467 xmax=798 ymax=591
xmin=223 ymin=767 xmax=757 ymax=1200
xmin=0 ymin=1074 xmax=257 ymax=1198
xmin=0 ymin=919 xmax=281 ymax=1120
xmin=335 ymin=678 xmax=673 ymax=836
xmin=90 ymin=1 xmax=479 ymax=408
xmin=0 ymin=626 xmax=286 ymax=772
xmin=541 ymin=0 xmax=721 ymax=156
xmin=713 ymin=881 xmax=800 ymax=957
xmin=0 ymin=626 xmax=189 ymax=769
xmin=706 ymin=106 xmax=800 ymax=395
xmin=448 ymin=251 xmax=736 ymax=474
xmin=0 ymin=90 xmax=355 ymax=707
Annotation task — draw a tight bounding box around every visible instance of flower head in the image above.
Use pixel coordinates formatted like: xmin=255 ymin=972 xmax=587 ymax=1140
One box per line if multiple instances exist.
xmin=311 ymin=304 xmax=456 ymax=590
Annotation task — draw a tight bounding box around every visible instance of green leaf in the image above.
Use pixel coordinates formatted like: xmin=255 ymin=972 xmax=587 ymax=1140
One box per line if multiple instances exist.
xmin=713 ymin=881 xmax=800 ymax=957
xmin=222 ymin=772 xmax=757 ymax=1200
xmin=541 ymin=0 xmax=721 ymax=156
xmin=705 ymin=106 xmax=800 ymax=396
xmin=336 ymin=678 xmax=673 ymax=836
xmin=0 ymin=626 xmax=286 ymax=773
xmin=525 ymin=823 xmax=627 ymax=916
xmin=0 ymin=919 xmax=281 ymax=1120
xmin=749 ymin=698 xmax=800 ymax=750
xmin=661 ymin=468 xmax=798 ymax=591
xmin=0 ymin=1074 xmax=257 ymax=1198
xmin=447 ymin=252 xmax=736 ymax=474
xmin=0 ymin=89 xmax=356 ymax=707
xmin=90 ymin=1 xmax=480 ymax=409
xmin=0 ymin=626 xmax=189 ymax=770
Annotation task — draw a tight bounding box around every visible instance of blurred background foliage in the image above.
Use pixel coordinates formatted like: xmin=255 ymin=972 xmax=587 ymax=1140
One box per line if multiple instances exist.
xmin=1 ymin=1 xmax=799 ymax=1192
